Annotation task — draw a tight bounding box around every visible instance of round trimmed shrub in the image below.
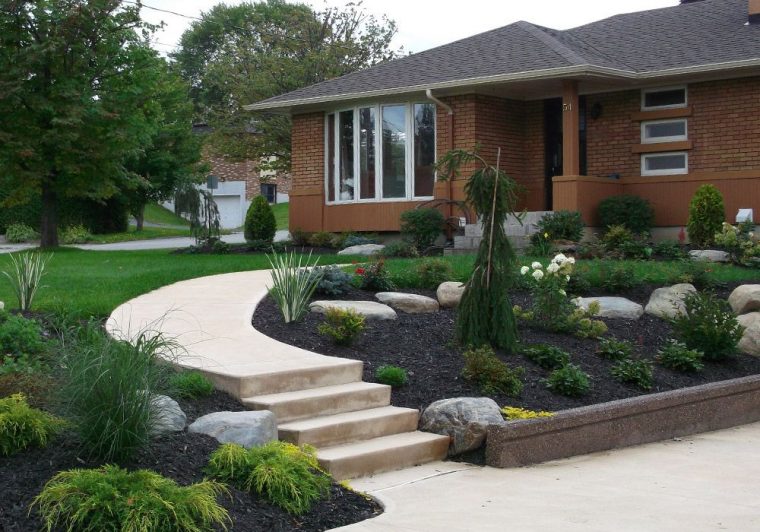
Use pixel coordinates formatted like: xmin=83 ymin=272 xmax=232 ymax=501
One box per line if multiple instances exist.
xmin=687 ymin=184 xmax=725 ymax=248
xmin=244 ymin=195 xmax=276 ymax=244
xmin=536 ymin=210 xmax=584 ymax=242
xmin=400 ymin=208 xmax=445 ymax=250
xmin=597 ymin=195 xmax=654 ymax=234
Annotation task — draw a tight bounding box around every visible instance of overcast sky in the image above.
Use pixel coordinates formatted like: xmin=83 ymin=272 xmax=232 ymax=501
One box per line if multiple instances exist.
xmin=143 ymin=0 xmax=680 ymax=56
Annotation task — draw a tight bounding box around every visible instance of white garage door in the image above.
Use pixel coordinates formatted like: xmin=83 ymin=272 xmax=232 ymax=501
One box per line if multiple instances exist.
xmin=213 ymin=195 xmax=243 ymax=229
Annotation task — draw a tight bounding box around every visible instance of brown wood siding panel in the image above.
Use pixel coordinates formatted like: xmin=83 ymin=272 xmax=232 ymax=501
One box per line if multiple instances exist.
xmin=323 ymin=201 xmax=442 ymax=232
xmin=289 ymin=194 xmax=323 ymax=232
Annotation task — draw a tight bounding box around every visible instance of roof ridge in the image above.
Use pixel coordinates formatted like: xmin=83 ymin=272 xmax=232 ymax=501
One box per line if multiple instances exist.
xmin=552 ymin=27 xmax=639 ymax=73
xmin=515 ymin=21 xmax=587 ymax=66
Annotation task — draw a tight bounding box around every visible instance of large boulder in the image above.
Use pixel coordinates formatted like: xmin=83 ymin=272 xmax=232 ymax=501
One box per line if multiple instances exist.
xmin=645 ymin=284 xmax=697 ymax=319
xmin=573 ymin=297 xmax=643 ymax=320
xmin=420 ymin=397 xmax=503 ymax=456
xmin=338 ymin=244 xmax=385 ymax=256
xmin=310 ymin=300 xmax=397 ymax=320
xmin=738 ymin=313 xmax=760 ymax=357
xmin=436 ymin=282 xmax=466 ymax=308
xmin=729 ymin=285 xmax=760 ymax=315
xmin=376 ymin=292 xmax=439 ymax=314
xmin=188 ymin=411 xmax=278 ymax=448
xmin=150 ymin=395 xmax=187 ymax=436
xmin=689 ymin=250 xmax=729 ymax=263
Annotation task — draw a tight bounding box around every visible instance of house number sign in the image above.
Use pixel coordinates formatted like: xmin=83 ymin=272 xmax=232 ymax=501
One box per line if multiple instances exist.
xmin=562 ymin=103 xmax=573 ymax=112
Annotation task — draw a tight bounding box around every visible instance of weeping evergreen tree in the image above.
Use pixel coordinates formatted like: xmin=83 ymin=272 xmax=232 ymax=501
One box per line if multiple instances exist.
xmin=437 ymin=148 xmax=521 ymax=352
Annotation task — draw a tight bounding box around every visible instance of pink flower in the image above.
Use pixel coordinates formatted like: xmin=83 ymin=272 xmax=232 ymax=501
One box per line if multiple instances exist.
xmin=356 ymin=268 xmax=366 ymax=275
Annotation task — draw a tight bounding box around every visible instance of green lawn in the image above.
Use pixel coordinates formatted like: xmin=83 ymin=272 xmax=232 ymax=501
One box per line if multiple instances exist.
xmin=143 ymin=204 xmax=190 ymax=227
xmin=89 ymin=227 xmax=192 ymax=244
xmin=272 ymin=202 xmax=289 ymax=230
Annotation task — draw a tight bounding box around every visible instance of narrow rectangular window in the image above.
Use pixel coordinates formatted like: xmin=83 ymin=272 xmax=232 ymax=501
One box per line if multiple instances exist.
xmin=642 ymin=87 xmax=687 ymax=110
xmin=382 ymin=105 xmax=407 ymax=199
xmin=413 ymin=103 xmax=435 ymax=197
xmin=326 ymin=113 xmax=335 ymax=202
xmin=642 ymin=119 xmax=687 ymax=143
xmin=359 ymin=107 xmax=376 ymax=200
xmin=642 ymin=152 xmax=688 ymax=176
xmin=338 ymin=110 xmax=355 ymax=201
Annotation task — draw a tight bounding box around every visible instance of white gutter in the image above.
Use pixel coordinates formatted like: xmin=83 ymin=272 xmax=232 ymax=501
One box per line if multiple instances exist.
xmin=425 ymin=89 xmax=453 ymax=115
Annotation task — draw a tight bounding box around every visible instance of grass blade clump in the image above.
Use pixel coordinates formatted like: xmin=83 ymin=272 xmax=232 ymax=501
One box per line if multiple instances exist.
xmin=0 ymin=393 xmax=64 ymax=456
xmin=2 ymin=251 xmax=52 ymax=311
xmin=267 ymin=251 xmax=323 ymax=323
xmin=169 ymin=370 xmax=215 ymax=399
xmin=32 ymin=465 xmax=230 ymax=532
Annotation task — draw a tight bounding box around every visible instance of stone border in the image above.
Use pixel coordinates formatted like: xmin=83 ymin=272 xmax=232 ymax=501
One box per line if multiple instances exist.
xmin=486 ymin=375 xmax=760 ymax=468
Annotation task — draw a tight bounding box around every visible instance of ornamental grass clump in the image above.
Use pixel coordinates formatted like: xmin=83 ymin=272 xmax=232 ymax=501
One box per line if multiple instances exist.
xmin=169 ymin=370 xmax=215 ymax=399
xmin=0 ymin=393 xmax=63 ymax=456
xmin=267 ymin=251 xmax=323 ymax=323
xmin=318 ymin=307 xmax=366 ymax=346
xmin=462 ymin=345 xmax=524 ymax=396
xmin=375 ymin=365 xmax=408 ymax=387
xmin=2 ymin=250 xmax=51 ymax=311
xmin=673 ymin=292 xmax=744 ymax=361
xmin=32 ymin=465 xmax=230 ymax=532
xmin=656 ymin=340 xmax=705 ymax=373
xmin=206 ymin=442 xmax=330 ymax=515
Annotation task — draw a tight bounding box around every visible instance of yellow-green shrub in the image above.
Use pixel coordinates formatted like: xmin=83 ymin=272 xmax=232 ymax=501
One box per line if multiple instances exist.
xmin=0 ymin=393 xmax=63 ymax=456
xmin=501 ymin=406 xmax=553 ymax=420
xmin=317 ymin=307 xmax=366 ymax=346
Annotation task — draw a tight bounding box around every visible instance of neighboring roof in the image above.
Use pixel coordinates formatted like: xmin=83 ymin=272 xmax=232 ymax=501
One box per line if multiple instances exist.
xmin=246 ymin=0 xmax=760 ymax=111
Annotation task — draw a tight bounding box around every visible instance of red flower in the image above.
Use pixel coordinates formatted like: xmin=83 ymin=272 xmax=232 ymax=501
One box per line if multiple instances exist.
xmin=355 ymin=268 xmax=366 ymax=275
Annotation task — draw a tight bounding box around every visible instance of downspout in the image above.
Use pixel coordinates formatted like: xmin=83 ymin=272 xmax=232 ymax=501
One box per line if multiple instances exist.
xmin=425 ymin=89 xmax=456 ymax=230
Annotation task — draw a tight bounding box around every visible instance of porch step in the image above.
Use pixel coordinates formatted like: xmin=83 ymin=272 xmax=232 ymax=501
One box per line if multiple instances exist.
xmin=317 ymin=431 xmax=451 ymax=480
xmin=231 ymin=359 xmax=364 ymax=397
xmin=278 ymin=406 xmax=419 ymax=448
xmin=242 ymin=382 xmax=391 ymax=423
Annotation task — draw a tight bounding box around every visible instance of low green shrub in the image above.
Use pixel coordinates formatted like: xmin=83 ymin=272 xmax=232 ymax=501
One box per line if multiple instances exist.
xmin=714 ymin=222 xmax=760 ymax=266
xmin=357 ymin=259 xmax=396 ymax=292
xmin=4 ymin=223 xmax=38 ymax=243
xmin=341 ymin=234 xmax=377 ymax=249
xmin=212 ymin=239 xmax=230 ymax=254
xmin=245 ymin=195 xmax=277 ymax=244
xmin=382 ymin=240 xmax=419 ymax=258
xmin=597 ymin=195 xmax=654 ymax=234
xmin=674 ymin=260 xmax=720 ymax=290
xmin=528 ymin=232 xmax=553 ymax=257
xmin=0 ymin=311 xmax=45 ymax=357
xmin=462 ymin=346 xmax=524 ymax=397
xmin=566 ymin=306 xmax=608 ymax=339
xmin=416 ymin=258 xmax=454 ymax=289
xmin=0 ymin=352 xmax=48 ymax=376
xmin=652 ymin=240 xmax=686 ymax=260
xmin=400 ymin=208 xmax=444 ymax=251
xmin=521 ymin=344 xmax=570 ymax=370
xmin=599 ymin=262 xmax=639 ymax=292
xmin=0 ymin=393 xmax=63 ymax=456
xmin=375 ymin=365 xmax=408 ymax=387
xmin=673 ymin=292 xmax=743 ymax=361
xmin=318 ymin=308 xmax=366 ymax=346
xmin=169 ymin=371 xmax=215 ymax=399
xmin=308 ymin=231 xmax=336 ymax=248
xmin=546 ymin=364 xmax=591 ymax=397
xmin=687 ymin=184 xmax=725 ymax=248
xmin=310 ymin=265 xmax=354 ymax=296
xmin=60 ymin=224 xmax=93 ymax=244
xmin=536 ymin=210 xmax=584 ymax=242
xmin=602 ymin=225 xmax=635 ymax=253
xmin=290 ymin=228 xmax=310 ymax=246
xmin=596 ymin=337 xmax=634 ymax=361
xmin=206 ymin=442 xmax=330 ymax=515
xmin=33 ymin=465 xmax=230 ymax=532
xmin=611 ymin=358 xmax=653 ymax=391
xmin=656 ymin=339 xmax=705 ymax=373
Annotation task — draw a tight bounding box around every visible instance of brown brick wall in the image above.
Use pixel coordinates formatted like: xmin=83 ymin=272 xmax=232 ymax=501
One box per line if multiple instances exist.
xmin=585 ymin=90 xmax=640 ymax=178
xmin=291 ymin=113 xmax=325 ymax=192
xmin=203 ymin=147 xmax=291 ymax=200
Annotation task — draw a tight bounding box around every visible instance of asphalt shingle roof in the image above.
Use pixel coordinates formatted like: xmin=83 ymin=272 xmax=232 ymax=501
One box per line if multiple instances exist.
xmin=250 ymin=0 xmax=760 ymax=109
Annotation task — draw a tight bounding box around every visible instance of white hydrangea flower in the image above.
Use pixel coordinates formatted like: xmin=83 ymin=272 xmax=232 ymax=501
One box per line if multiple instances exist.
xmin=566 ymin=275 xmax=571 ymax=282
xmin=553 ymin=253 xmax=567 ymax=264
xmin=531 ymin=262 xmax=543 ymax=270
xmin=559 ymin=289 xmax=567 ymax=296
xmin=567 ymin=257 xmax=576 ymax=265
xmin=547 ymin=262 xmax=560 ymax=274
xmin=532 ymin=270 xmax=544 ymax=281
xmin=520 ymin=266 xmax=530 ymax=275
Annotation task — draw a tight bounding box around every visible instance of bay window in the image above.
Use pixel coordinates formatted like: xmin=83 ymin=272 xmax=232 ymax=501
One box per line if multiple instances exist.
xmin=325 ymin=102 xmax=436 ymax=203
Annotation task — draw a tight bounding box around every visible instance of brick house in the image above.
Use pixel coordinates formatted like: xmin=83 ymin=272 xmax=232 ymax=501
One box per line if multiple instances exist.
xmin=246 ymin=0 xmax=760 ymax=235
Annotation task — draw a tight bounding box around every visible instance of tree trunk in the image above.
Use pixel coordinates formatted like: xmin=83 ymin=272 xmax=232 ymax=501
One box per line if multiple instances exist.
xmin=135 ymin=203 xmax=145 ymax=232
xmin=40 ymin=178 xmax=59 ymax=249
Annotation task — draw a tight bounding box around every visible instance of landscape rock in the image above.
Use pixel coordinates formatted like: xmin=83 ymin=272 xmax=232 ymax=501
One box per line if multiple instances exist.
xmin=728 ymin=285 xmax=760 ymax=315
xmin=188 ymin=411 xmax=278 ymax=448
xmin=420 ymin=397 xmax=503 ymax=456
xmin=689 ymin=250 xmax=730 ymax=263
xmin=375 ymin=292 xmax=439 ymax=314
xmin=150 ymin=395 xmax=187 ymax=436
xmin=738 ymin=313 xmax=760 ymax=357
xmin=436 ymin=282 xmax=466 ymax=308
xmin=337 ymin=244 xmax=385 ymax=256
xmin=310 ymin=300 xmax=397 ymax=320
xmin=572 ymin=296 xmax=644 ymax=320
xmin=644 ymin=284 xmax=697 ymax=319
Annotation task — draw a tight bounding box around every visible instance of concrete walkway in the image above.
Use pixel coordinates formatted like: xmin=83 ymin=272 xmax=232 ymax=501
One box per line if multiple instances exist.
xmin=336 ymin=422 xmax=760 ymax=531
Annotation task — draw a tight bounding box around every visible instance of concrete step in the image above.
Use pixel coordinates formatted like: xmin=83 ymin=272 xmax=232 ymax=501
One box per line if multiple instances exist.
xmin=317 ymin=431 xmax=450 ymax=480
xmin=243 ymin=382 xmax=391 ymax=423
xmin=278 ymin=406 xmax=419 ymax=448
xmin=233 ymin=359 xmax=364 ymax=398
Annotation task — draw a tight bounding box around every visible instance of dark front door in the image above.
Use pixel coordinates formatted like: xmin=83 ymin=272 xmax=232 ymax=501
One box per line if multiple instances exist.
xmin=543 ymin=97 xmax=587 ymax=211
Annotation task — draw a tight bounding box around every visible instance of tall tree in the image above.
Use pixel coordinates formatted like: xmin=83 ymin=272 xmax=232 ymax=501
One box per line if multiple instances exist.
xmin=173 ymin=0 xmax=399 ymax=172
xmin=0 ymin=0 xmax=158 ymax=248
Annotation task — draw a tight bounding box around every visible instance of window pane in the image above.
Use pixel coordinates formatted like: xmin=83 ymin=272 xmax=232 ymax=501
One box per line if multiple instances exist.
xmin=644 ymin=89 xmax=686 ymax=108
xmin=382 ymin=105 xmax=407 ymax=199
xmin=359 ymin=107 xmax=376 ymax=200
xmin=414 ymin=103 xmax=435 ymax=197
xmin=644 ymin=120 xmax=686 ymax=140
xmin=326 ymin=113 xmax=335 ymax=202
xmin=645 ymin=153 xmax=686 ymax=171
xmin=338 ymin=110 xmax=355 ymax=201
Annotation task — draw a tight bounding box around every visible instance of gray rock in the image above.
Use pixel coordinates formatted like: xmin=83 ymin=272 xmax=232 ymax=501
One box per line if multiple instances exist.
xmin=573 ymin=296 xmax=644 ymax=320
xmin=689 ymin=250 xmax=730 ymax=263
xmin=337 ymin=244 xmax=385 ymax=256
xmin=420 ymin=397 xmax=503 ymax=456
xmin=188 ymin=411 xmax=277 ymax=448
xmin=436 ymin=282 xmax=466 ymax=308
xmin=376 ymin=292 xmax=439 ymax=314
xmin=150 ymin=395 xmax=187 ymax=436
xmin=310 ymin=300 xmax=397 ymax=320
xmin=729 ymin=285 xmax=760 ymax=315
xmin=645 ymin=284 xmax=697 ymax=319
xmin=738 ymin=313 xmax=760 ymax=357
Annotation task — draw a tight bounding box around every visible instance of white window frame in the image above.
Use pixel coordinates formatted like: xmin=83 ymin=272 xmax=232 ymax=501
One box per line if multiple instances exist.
xmin=641 ymin=86 xmax=688 ymax=111
xmin=641 ymin=152 xmax=689 ymax=176
xmin=641 ymin=118 xmax=688 ymax=144
xmin=324 ymin=102 xmax=436 ymax=205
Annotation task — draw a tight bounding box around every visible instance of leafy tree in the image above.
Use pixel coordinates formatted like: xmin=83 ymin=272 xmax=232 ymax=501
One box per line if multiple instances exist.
xmin=0 ymin=1 xmax=159 ymax=248
xmin=173 ymin=0 xmax=399 ymax=172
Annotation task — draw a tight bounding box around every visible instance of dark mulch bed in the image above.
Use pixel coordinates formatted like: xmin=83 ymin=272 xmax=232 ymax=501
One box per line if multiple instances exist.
xmin=0 ymin=390 xmax=382 ymax=532
xmin=253 ymin=284 xmax=760 ymax=413
xmin=172 ymin=243 xmax=338 ymax=256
